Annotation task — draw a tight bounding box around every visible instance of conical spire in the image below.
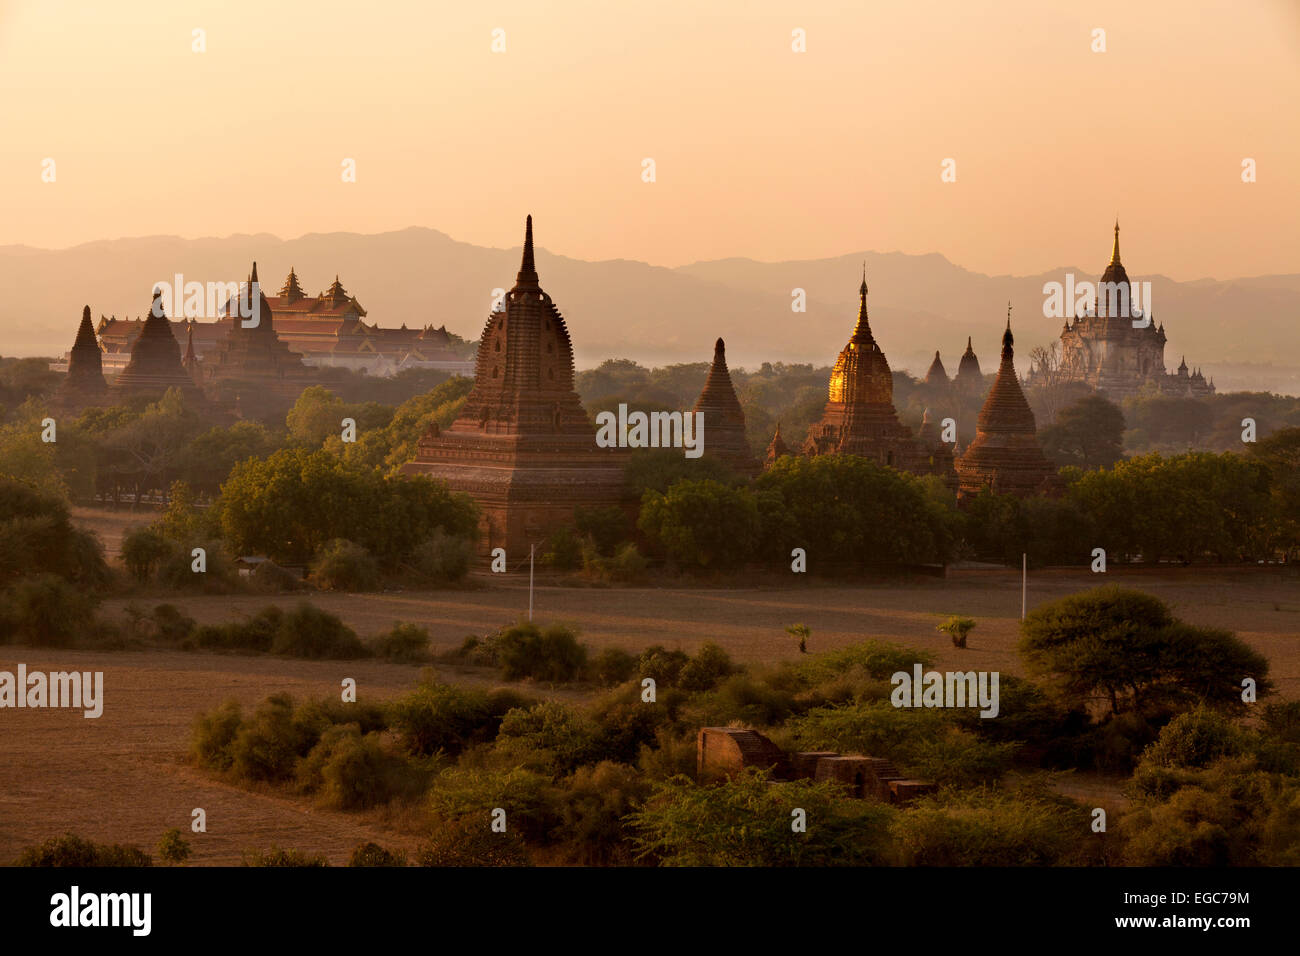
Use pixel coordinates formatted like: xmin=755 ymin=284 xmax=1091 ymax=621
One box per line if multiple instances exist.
xmin=514 ymin=214 xmax=539 ymax=289
xmin=694 ymin=336 xmax=757 ymax=475
xmin=851 ymin=265 xmax=873 ymax=341
xmin=1109 ymin=220 xmax=1121 ymax=266
xmin=73 ymin=305 xmax=98 ymax=349
xmin=764 ymin=421 xmax=791 ymax=469
xmin=250 ymin=261 xmax=259 ymax=285
xmin=1002 ymin=303 xmax=1014 ymax=358
xmin=925 ymin=349 xmax=948 ymax=385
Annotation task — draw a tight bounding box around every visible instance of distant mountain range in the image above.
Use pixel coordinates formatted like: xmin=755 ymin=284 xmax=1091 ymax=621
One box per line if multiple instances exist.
xmin=2 ymin=227 xmax=1296 ymax=394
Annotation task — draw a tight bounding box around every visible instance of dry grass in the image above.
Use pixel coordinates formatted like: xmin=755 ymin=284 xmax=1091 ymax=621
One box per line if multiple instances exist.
xmin=3 ymin=547 xmax=1297 ymax=864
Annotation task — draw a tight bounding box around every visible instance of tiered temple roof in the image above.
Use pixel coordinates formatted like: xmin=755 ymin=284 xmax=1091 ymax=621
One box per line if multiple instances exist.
xmin=692 ymin=338 xmax=758 ymax=476
xmin=401 ymin=216 xmax=626 ymax=556
xmin=955 ymin=310 xmax=1061 ymax=500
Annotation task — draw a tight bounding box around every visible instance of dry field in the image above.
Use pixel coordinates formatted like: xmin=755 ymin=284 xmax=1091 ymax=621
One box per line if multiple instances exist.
xmin=2 ymin=560 xmax=1297 ymax=865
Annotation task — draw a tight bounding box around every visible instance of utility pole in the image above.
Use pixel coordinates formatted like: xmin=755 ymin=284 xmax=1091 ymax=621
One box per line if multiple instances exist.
xmin=1021 ymin=553 xmax=1027 ymax=621
xmin=529 ymin=543 xmax=535 ymax=622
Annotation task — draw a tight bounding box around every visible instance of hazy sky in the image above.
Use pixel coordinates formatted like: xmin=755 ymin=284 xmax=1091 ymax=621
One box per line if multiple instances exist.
xmin=2 ymin=0 xmax=1297 ymax=279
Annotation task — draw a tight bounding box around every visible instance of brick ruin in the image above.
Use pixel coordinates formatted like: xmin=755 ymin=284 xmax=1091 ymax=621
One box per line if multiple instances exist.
xmin=696 ymin=727 xmax=936 ymax=805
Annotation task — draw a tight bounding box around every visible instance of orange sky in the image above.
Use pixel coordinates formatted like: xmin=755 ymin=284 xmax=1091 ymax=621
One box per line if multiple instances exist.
xmin=1 ymin=0 xmax=1297 ymax=278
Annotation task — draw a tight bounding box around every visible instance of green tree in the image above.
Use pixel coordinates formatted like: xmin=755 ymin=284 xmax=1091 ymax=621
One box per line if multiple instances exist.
xmin=1018 ymin=586 xmax=1271 ymax=716
xmin=1038 ymin=394 xmax=1125 ymax=470
xmin=638 ymin=479 xmax=760 ymax=569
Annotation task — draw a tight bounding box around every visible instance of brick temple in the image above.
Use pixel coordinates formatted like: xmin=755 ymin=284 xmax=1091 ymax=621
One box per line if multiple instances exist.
xmin=955 ymin=311 xmax=1062 ymax=500
xmin=50 ymin=306 xmax=110 ymax=415
xmin=196 ymin=262 xmax=319 ymax=420
xmin=691 ymin=338 xmax=758 ymax=476
xmin=111 ymin=290 xmax=207 ymax=407
xmin=401 ymin=216 xmax=626 ymax=558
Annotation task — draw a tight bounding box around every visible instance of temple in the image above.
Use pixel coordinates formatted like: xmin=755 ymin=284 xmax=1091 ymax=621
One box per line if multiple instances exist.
xmin=924 ymin=351 xmax=949 ymax=386
xmin=691 ymin=338 xmax=758 ymax=476
xmin=763 ymin=422 xmax=792 ymax=470
xmin=50 ymin=306 xmax=110 ymax=414
xmin=401 ymin=216 xmax=627 ymax=557
xmin=1045 ymin=222 xmax=1214 ymax=399
xmin=953 ymin=337 xmax=983 ymax=392
xmin=955 ymin=309 xmax=1061 ymax=499
xmin=800 ymin=270 xmax=940 ymax=476
xmin=199 ymin=262 xmax=318 ymax=419
xmin=111 ymin=290 xmax=207 ymax=406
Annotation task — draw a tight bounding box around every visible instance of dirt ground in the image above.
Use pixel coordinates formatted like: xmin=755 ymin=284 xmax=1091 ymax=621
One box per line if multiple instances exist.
xmin=3 ymin=545 xmax=1297 ymax=864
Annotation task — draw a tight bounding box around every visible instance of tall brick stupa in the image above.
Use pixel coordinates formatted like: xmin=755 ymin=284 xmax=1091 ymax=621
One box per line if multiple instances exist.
xmin=955 ymin=307 xmax=1062 ymax=500
xmin=112 ymin=290 xmax=206 ymax=406
xmin=52 ymin=306 xmax=110 ymax=414
xmin=691 ymin=338 xmax=758 ymax=476
xmin=401 ymin=216 xmax=626 ymax=557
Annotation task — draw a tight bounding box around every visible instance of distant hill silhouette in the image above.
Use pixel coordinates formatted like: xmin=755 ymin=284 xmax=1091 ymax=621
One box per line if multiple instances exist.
xmin=2 ymin=227 xmax=1296 ymax=394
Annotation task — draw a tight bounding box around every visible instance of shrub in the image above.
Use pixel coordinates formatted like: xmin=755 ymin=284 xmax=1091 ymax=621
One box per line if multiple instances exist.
xmin=240 ymin=846 xmax=328 ymax=867
xmin=310 ymin=538 xmax=380 ymax=591
xmin=891 ymin=786 xmax=1096 ymax=866
xmin=638 ymin=479 xmax=761 ymax=569
xmin=151 ymin=604 xmax=197 ymax=643
xmin=229 ymin=693 xmax=315 ymax=782
xmin=496 ymin=701 xmax=602 ymax=774
xmin=637 ymin=645 xmax=690 ymax=687
xmin=540 ymin=526 xmax=583 ymax=571
xmin=295 ymin=724 xmax=414 ymax=810
xmin=270 ymin=603 xmax=367 ymax=659
xmin=590 ymin=647 xmax=637 ymax=687
xmin=157 ymin=829 xmax=192 ymax=865
xmin=574 ymin=506 xmax=630 ymax=556
xmin=368 ymin=622 xmax=431 ymax=662
xmin=406 ymin=529 xmax=473 ymax=584
xmin=194 ymin=606 xmax=282 ymax=653
xmin=121 ymin=526 xmax=172 ymax=582
xmin=388 ymin=681 xmax=523 ymax=757
xmin=15 ymin=833 xmax=153 ymax=867
xmin=629 ymin=769 xmax=895 ymax=866
xmin=348 ymin=842 xmax=407 ymax=867
xmin=426 ymin=766 xmax=558 ymax=844
xmin=495 ymin=622 xmax=587 ymax=683
xmin=679 ymin=642 xmax=736 ymax=692
xmin=191 ymin=700 xmax=244 ymax=771
xmin=155 ymin=538 xmax=238 ymax=592
xmin=549 ymin=761 xmax=650 ymax=865
xmin=416 ymin=816 xmax=530 ymax=867
xmin=0 ymin=573 xmax=97 ymax=646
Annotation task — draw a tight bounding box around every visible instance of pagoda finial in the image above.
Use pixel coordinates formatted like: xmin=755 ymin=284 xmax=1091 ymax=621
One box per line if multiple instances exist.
xmin=852 ymin=267 xmax=872 ymax=338
xmin=1002 ymin=307 xmax=1014 ymax=357
xmin=860 ymin=260 xmax=867 ymax=297
xmin=1109 ymin=220 xmax=1121 ymax=266
xmin=515 ymin=214 xmax=539 ymax=288
xmin=250 ymin=261 xmax=259 ymax=284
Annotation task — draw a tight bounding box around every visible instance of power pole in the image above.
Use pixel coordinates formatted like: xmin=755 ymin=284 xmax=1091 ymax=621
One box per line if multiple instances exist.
xmin=1021 ymin=553 xmax=1027 ymax=621
xmin=529 ymin=543 xmax=535 ymax=622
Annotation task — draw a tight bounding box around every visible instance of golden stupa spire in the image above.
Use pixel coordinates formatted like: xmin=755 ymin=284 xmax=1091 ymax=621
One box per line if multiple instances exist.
xmin=1109 ymin=219 xmax=1121 ymax=266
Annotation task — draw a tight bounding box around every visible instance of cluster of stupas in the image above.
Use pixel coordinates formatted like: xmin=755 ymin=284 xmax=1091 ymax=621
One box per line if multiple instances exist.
xmin=52 ymin=264 xmax=317 ymax=420
xmin=51 ymin=214 xmax=1088 ymax=554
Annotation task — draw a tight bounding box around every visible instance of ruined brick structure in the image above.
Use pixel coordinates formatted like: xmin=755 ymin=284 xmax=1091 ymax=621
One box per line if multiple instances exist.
xmin=401 ymin=216 xmax=626 ymax=558
xmin=696 ymin=727 xmax=935 ymax=804
xmin=955 ymin=312 xmax=1062 ymax=500
xmin=692 ymin=337 xmax=758 ymax=477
